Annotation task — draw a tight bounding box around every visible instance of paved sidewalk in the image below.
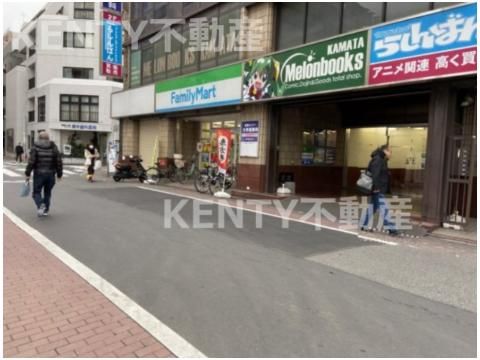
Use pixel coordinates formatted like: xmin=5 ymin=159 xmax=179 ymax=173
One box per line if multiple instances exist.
xmin=3 ymin=216 xmax=174 ymax=358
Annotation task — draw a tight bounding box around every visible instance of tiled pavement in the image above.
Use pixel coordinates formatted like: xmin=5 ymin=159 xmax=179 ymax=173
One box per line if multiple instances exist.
xmin=3 ymin=216 xmax=174 ymax=358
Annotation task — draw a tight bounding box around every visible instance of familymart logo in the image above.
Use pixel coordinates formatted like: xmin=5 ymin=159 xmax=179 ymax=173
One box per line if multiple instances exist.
xmin=171 ymin=85 xmax=217 ymax=106
xmin=281 ymin=36 xmax=366 ymax=83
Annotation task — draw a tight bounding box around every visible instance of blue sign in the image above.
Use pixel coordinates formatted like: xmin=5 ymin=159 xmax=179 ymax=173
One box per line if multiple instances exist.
xmin=103 ymin=2 xmax=122 ymax=13
xmin=240 ymin=121 xmax=259 ymax=142
xmin=370 ymin=3 xmax=477 ymax=64
xmin=102 ymin=15 xmax=122 ymax=66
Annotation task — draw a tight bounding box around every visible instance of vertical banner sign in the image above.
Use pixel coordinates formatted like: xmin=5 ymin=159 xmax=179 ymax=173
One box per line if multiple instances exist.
xmin=101 ymin=10 xmax=123 ymax=77
xmin=369 ymin=3 xmax=477 ymax=85
xmin=240 ymin=121 xmax=259 ymax=157
xmin=102 ymin=2 xmax=122 ymax=12
xmin=216 ymin=129 xmax=232 ymax=174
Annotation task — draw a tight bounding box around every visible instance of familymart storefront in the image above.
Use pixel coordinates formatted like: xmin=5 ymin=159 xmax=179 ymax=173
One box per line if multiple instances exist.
xmin=112 ymin=62 xmax=270 ymax=188
xmin=240 ymin=3 xmax=477 ymax=225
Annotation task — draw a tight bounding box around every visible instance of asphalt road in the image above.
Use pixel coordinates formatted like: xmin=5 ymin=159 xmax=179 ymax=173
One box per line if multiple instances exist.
xmin=3 ymin=165 xmax=477 ymax=357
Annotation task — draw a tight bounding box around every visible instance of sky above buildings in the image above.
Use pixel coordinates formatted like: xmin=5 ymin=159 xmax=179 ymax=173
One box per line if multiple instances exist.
xmin=3 ymin=2 xmax=46 ymax=32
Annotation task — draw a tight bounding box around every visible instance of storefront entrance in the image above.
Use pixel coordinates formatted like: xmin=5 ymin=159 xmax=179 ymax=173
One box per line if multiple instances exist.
xmin=345 ymin=126 xmax=428 ymax=214
xmin=273 ymin=92 xmax=430 ymax=214
xmin=177 ymin=113 xmax=240 ymax=170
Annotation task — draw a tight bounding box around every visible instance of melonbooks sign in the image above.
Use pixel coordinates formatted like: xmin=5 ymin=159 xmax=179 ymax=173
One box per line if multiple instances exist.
xmin=369 ymin=3 xmax=477 ymax=85
xmin=155 ymin=64 xmax=242 ymax=113
xmin=243 ymin=31 xmax=368 ymax=102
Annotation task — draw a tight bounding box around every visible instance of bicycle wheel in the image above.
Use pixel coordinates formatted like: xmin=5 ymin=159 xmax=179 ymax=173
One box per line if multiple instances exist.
xmin=145 ymin=167 xmax=160 ymax=184
xmin=208 ymin=174 xmax=224 ymax=195
xmin=194 ymin=171 xmax=209 ymax=193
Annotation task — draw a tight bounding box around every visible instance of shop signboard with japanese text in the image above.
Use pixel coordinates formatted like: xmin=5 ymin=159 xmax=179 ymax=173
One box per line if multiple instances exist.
xmin=243 ymin=31 xmax=368 ymax=102
xmin=101 ymin=10 xmax=123 ymax=77
xmin=216 ymin=129 xmax=232 ymax=174
xmin=155 ymin=64 xmax=242 ymax=113
xmin=240 ymin=121 xmax=259 ymax=157
xmin=369 ymin=3 xmax=476 ymax=85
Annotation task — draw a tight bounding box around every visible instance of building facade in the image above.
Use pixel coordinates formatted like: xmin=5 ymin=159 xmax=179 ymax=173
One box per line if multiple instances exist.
xmin=112 ymin=2 xmax=476 ymax=226
xmin=4 ymin=2 xmax=122 ymax=160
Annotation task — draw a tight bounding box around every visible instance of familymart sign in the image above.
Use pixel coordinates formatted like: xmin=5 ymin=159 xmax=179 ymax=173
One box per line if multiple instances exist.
xmin=155 ymin=63 xmax=242 ymax=113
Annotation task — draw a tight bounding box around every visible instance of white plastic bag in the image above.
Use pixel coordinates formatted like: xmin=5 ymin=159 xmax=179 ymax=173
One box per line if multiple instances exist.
xmin=94 ymin=159 xmax=102 ymax=170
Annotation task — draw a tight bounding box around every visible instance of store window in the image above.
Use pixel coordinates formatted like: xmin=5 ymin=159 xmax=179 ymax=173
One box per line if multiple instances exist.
xmin=60 ymin=95 xmax=98 ymax=122
xmin=385 ymin=2 xmax=431 ymax=21
xmin=342 ymin=2 xmax=384 ymax=33
xmin=38 ymin=96 xmax=46 ymax=122
xmin=305 ymin=3 xmax=341 ymax=43
xmin=73 ymin=2 xmax=95 ymax=20
xmin=303 ymin=129 xmax=337 ymax=165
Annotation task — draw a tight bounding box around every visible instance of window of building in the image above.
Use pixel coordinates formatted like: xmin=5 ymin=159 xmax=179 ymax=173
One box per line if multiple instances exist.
xmin=38 ymin=96 xmax=46 ymax=122
xmin=306 ymin=3 xmax=341 ymax=43
xmin=154 ymin=3 xmax=167 ymax=18
xmin=63 ymin=67 xmax=93 ymax=79
xmin=342 ymin=2 xmax=384 ymax=33
xmin=276 ymin=3 xmax=306 ymax=50
xmin=276 ymin=2 xmax=436 ymax=50
xmin=303 ymin=129 xmax=337 ymax=165
xmin=60 ymin=95 xmax=98 ymax=122
xmin=433 ymin=2 xmax=459 ymax=9
xmin=74 ymin=2 xmax=95 ymax=20
xmin=63 ymin=32 xmax=94 ymax=48
xmin=28 ymin=77 xmax=35 ymax=89
xmin=28 ymin=111 xmax=35 ymax=122
xmin=141 ymin=46 xmax=154 ymax=84
xmin=385 ymin=2 xmax=432 ymax=21
xmin=130 ymin=50 xmax=142 ymax=87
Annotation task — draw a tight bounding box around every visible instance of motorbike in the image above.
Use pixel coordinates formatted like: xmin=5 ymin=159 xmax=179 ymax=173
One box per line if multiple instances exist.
xmin=112 ymin=155 xmax=147 ymax=183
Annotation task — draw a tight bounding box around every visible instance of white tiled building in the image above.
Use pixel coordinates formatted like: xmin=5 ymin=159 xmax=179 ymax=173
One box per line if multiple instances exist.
xmin=4 ymin=2 xmax=122 ymax=159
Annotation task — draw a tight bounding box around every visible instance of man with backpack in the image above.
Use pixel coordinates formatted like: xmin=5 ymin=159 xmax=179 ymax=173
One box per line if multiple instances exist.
xmin=25 ymin=132 xmax=63 ymax=217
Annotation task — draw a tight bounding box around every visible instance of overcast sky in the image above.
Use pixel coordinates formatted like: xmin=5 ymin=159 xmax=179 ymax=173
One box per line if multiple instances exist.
xmin=3 ymin=2 xmax=46 ymax=32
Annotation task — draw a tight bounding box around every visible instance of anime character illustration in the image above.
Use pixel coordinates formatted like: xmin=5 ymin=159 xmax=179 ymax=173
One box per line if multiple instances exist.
xmin=243 ymin=57 xmax=282 ymax=101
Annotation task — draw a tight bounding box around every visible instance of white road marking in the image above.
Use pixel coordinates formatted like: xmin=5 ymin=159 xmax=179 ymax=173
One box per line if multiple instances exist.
xmin=3 ymin=180 xmax=27 ymax=184
xmin=3 ymin=169 xmax=21 ymax=177
xmin=3 ymin=207 xmax=206 ymax=358
xmin=63 ymin=170 xmax=75 ymax=175
xmin=137 ymin=186 xmax=398 ymax=246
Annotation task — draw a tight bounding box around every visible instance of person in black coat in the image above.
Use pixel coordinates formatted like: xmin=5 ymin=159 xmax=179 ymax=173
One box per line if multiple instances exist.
xmin=360 ymin=144 xmax=398 ymax=235
xmin=15 ymin=143 xmax=24 ymax=163
xmin=25 ymin=132 xmax=63 ymax=217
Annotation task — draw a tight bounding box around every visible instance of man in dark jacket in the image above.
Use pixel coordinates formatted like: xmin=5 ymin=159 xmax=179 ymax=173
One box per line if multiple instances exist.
xmin=25 ymin=132 xmax=63 ymax=216
xmin=15 ymin=143 xmax=24 ymax=163
xmin=360 ymin=144 xmax=398 ymax=235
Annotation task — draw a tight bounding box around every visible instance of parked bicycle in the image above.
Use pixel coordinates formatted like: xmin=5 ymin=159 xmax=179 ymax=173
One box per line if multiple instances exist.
xmin=169 ymin=154 xmax=199 ymax=184
xmin=145 ymin=158 xmax=174 ymax=185
xmin=194 ymin=163 xmax=237 ymax=194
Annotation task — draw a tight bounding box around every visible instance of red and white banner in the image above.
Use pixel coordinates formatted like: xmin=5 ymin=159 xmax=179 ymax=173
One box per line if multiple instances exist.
xmin=216 ymin=129 xmax=232 ymax=174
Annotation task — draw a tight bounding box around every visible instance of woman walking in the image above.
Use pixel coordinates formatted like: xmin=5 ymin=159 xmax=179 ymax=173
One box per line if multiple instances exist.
xmin=84 ymin=144 xmax=100 ymax=182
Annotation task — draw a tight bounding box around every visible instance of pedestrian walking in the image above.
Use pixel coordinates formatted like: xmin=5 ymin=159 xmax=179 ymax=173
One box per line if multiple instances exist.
xmin=25 ymin=132 xmax=63 ymax=217
xmin=15 ymin=143 xmax=24 ymax=163
xmin=359 ymin=144 xmax=399 ymax=236
xmin=84 ymin=143 xmax=100 ymax=182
